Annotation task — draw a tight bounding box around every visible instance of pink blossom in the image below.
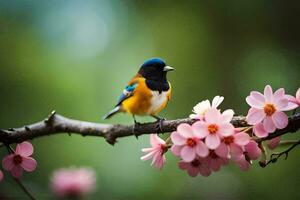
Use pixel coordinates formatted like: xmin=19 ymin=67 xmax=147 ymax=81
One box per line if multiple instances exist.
xmin=286 ymin=88 xmax=300 ymax=107
xmin=190 ymin=96 xmax=224 ymax=120
xmin=141 ymin=134 xmax=167 ymax=169
xmin=215 ymin=129 xmax=250 ymax=159
xmin=192 ymin=108 xmax=235 ymax=150
xmin=267 ymin=136 xmax=281 ymax=150
xmin=246 ymin=85 xmax=294 ymax=134
xmin=0 ymin=170 xmax=3 ymax=182
xmin=2 ymin=142 xmax=37 ymax=178
xmin=244 ymin=140 xmax=262 ymax=160
xmin=51 ymin=167 xmax=96 ymax=198
xmin=178 ymin=158 xmax=211 ymax=177
xmin=171 ymin=124 xmax=209 ymax=162
xmin=204 ymin=150 xmax=229 ymax=171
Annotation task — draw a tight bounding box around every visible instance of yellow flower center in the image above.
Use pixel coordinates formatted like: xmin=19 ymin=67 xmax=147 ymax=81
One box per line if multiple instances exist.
xmin=208 ymin=124 xmax=218 ymax=134
xmin=264 ymin=104 xmax=276 ymax=116
xmin=186 ymin=138 xmax=197 ymax=147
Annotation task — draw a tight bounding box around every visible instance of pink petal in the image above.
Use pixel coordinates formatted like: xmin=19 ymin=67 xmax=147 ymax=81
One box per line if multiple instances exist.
xmin=220 ymin=109 xmax=234 ymax=123
xmin=21 ymin=157 xmax=37 ymax=172
xmin=171 ymin=131 xmax=186 ymax=145
xmin=272 ymin=111 xmax=288 ymax=129
xmin=16 ymin=142 xmax=34 ymax=157
xmin=0 ymin=170 xmax=3 ymax=182
xmin=230 ymin=143 xmax=243 ymax=160
xmin=141 ymin=150 xmax=156 ymax=161
xmin=142 ymin=148 xmax=155 ymax=153
xmin=264 ymin=85 xmax=273 ymax=102
xmin=171 ymin=145 xmax=182 ymax=156
xmin=246 ymin=108 xmax=266 ymax=125
xmin=246 ymin=96 xmax=264 ymax=108
xmin=234 ymin=132 xmax=250 ymax=146
xmin=283 ymin=101 xmax=299 ymax=111
xmin=192 ymin=121 xmax=209 ymax=138
xmin=205 ymin=134 xmax=221 ymax=149
xmin=253 ymin=123 xmax=269 ymax=138
xmin=204 ymin=108 xmax=220 ymax=124
xmin=245 ymin=141 xmax=261 ymax=160
xmin=267 ymin=136 xmax=281 ymax=150
xmin=2 ymin=154 xmax=15 ymax=171
xmin=273 ymin=88 xmax=285 ymax=100
xmin=235 ymin=155 xmax=250 ymax=171
xmin=209 ymin=159 xmax=222 ymax=171
xmin=195 ymin=141 xmax=209 ymax=157
xmin=296 ymin=88 xmax=300 ymax=100
xmin=10 ymin=165 xmax=23 ymax=178
xmin=263 ymin=117 xmax=276 ymax=133
xmin=187 ymin=167 xmax=199 ymax=177
xmin=150 ymin=134 xmax=165 ymax=146
xmin=177 ymin=124 xmax=194 ymax=138
xmin=218 ymin=123 xmax=234 ymax=137
xmin=199 ymin=166 xmax=211 ymax=177
xmin=151 ymin=153 xmax=165 ymax=169
xmin=250 ymin=91 xmax=265 ymax=103
xmin=215 ymin=143 xmax=229 ymax=158
xmin=211 ymin=96 xmax=224 ymax=108
xmin=180 ymin=146 xmax=196 ymax=162
xmin=275 ymin=98 xmax=289 ymax=110
xmin=178 ymin=162 xmax=189 ymax=170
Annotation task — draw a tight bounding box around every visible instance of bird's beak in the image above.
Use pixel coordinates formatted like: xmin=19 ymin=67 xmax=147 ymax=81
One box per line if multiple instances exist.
xmin=163 ymin=66 xmax=175 ymax=72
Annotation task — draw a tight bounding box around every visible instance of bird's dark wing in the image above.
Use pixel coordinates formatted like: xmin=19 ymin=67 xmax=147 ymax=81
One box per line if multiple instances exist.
xmin=115 ymin=83 xmax=138 ymax=106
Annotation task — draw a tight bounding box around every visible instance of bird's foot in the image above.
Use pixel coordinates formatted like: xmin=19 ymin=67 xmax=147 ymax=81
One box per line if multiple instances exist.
xmin=133 ymin=122 xmax=142 ymax=139
xmin=155 ymin=118 xmax=166 ymax=133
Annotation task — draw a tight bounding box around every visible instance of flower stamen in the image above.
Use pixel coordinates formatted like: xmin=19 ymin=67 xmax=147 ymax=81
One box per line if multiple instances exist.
xmin=264 ymin=104 xmax=276 ymax=116
xmin=208 ymin=124 xmax=218 ymax=134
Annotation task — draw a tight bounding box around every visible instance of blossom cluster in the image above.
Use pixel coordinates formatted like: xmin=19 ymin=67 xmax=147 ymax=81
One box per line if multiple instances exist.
xmin=141 ymin=86 xmax=299 ymax=177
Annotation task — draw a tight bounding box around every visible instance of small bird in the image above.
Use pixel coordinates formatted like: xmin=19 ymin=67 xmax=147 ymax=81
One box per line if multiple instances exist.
xmin=103 ymin=58 xmax=174 ymax=131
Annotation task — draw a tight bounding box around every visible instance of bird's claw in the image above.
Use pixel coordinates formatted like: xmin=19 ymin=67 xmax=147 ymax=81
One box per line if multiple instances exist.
xmin=156 ymin=118 xmax=166 ymax=133
xmin=133 ymin=122 xmax=141 ymax=139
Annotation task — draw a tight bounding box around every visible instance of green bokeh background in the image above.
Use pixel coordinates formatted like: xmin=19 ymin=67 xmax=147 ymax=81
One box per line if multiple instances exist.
xmin=0 ymin=0 xmax=300 ymax=199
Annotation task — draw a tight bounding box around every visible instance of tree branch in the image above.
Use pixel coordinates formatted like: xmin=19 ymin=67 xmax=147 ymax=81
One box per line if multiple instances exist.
xmin=0 ymin=111 xmax=299 ymax=145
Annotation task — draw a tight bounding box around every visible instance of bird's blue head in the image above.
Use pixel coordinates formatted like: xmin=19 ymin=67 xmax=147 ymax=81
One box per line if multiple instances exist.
xmin=139 ymin=58 xmax=174 ymax=81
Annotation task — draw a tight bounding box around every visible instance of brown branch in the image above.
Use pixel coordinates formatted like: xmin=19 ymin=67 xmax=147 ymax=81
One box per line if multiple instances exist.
xmin=0 ymin=111 xmax=299 ymax=145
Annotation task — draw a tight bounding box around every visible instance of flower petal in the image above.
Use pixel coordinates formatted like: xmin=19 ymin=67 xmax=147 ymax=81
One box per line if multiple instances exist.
xmin=204 ymin=108 xmax=220 ymax=124
xmin=2 ymin=154 xmax=15 ymax=171
xmin=245 ymin=141 xmax=261 ymax=160
xmin=10 ymin=165 xmax=23 ymax=178
xmin=205 ymin=134 xmax=221 ymax=149
xmin=234 ymin=132 xmax=250 ymax=146
xmin=246 ymin=96 xmax=264 ymax=108
xmin=21 ymin=157 xmax=37 ymax=172
xmin=267 ymin=136 xmax=281 ymax=150
xmin=272 ymin=111 xmax=288 ymax=129
xmin=263 ymin=117 xmax=276 ymax=133
xmin=150 ymin=134 xmax=165 ymax=146
xmin=171 ymin=132 xmax=186 ymax=145
xmin=296 ymin=88 xmax=300 ymax=100
xmin=0 ymin=170 xmax=3 ymax=182
xmin=212 ymin=96 xmax=224 ymax=108
xmin=250 ymin=91 xmax=265 ymax=103
xmin=177 ymin=124 xmax=194 ymax=138
xmin=199 ymin=166 xmax=211 ymax=177
xmin=220 ymin=109 xmax=234 ymax=123
xmin=218 ymin=123 xmax=234 ymax=137
xmin=192 ymin=121 xmax=209 ymax=138
xmin=16 ymin=142 xmax=34 ymax=157
xmin=171 ymin=145 xmax=182 ymax=156
xmin=215 ymin=143 xmax=229 ymax=158
xmin=246 ymin=108 xmax=266 ymax=125
xmin=180 ymin=146 xmax=196 ymax=162
xmin=141 ymin=150 xmax=156 ymax=161
xmin=275 ymin=98 xmax=289 ymax=110
xmin=264 ymin=85 xmax=273 ymax=102
xmin=273 ymin=88 xmax=285 ymax=101
xmin=196 ymin=141 xmax=209 ymax=157
xmin=253 ymin=123 xmax=269 ymax=138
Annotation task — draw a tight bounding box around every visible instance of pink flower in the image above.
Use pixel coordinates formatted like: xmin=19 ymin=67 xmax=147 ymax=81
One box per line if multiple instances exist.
xmin=192 ymin=108 xmax=235 ymax=149
xmin=244 ymin=140 xmax=262 ymax=160
xmin=2 ymin=142 xmax=37 ymax=178
xmin=51 ymin=167 xmax=96 ymax=198
xmin=286 ymin=88 xmax=300 ymax=107
xmin=141 ymin=134 xmax=167 ymax=169
xmin=178 ymin=158 xmax=211 ymax=177
xmin=0 ymin=170 xmax=3 ymax=182
xmin=267 ymin=136 xmax=281 ymax=150
xmin=215 ymin=129 xmax=250 ymax=159
xmin=171 ymin=124 xmax=209 ymax=162
xmin=204 ymin=150 xmax=229 ymax=171
xmin=190 ymin=96 xmax=224 ymax=120
xmin=246 ymin=85 xmax=294 ymax=134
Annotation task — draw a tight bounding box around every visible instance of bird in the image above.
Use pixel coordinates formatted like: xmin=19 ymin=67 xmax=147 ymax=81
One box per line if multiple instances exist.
xmin=103 ymin=58 xmax=174 ymax=133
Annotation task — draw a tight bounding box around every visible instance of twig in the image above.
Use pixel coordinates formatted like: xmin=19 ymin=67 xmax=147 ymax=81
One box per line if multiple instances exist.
xmin=265 ymin=139 xmax=300 ymax=166
xmin=0 ymin=111 xmax=299 ymax=145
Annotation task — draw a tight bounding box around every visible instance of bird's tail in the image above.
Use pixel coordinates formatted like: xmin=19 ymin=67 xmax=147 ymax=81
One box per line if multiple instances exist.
xmin=103 ymin=106 xmax=122 ymax=119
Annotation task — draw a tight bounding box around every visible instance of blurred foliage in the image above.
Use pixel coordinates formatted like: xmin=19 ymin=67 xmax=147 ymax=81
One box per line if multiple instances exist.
xmin=0 ymin=0 xmax=300 ymax=199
